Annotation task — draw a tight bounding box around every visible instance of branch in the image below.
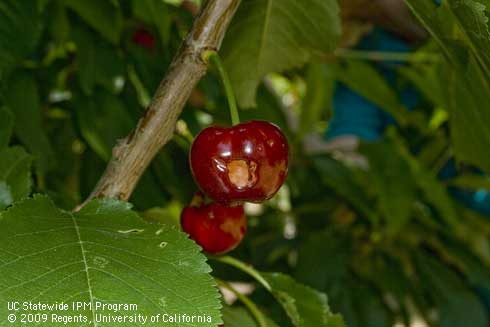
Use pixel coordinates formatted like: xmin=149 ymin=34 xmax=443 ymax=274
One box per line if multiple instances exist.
xmin=78 ymin=0 xmax=241 ymax=208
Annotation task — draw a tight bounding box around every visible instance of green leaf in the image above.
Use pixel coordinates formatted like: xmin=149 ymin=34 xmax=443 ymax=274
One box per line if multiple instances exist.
xmin=74 ymin=91 xmax=133 ymax=161
xmin=221 ymin=0 xmax=340 ymax=107
xmin=360 ymin=141 xmax=417 ymax=234
xmin=222 ymin=305 xmax=279 ymax=327
xmin=314 ymin=157 xmax=378 ymax=223
xmin=64 ymin=0 xmax=122 ymax=44
xmin=0 ymin=0 xmax=42 ymax=78
xmin=447 ymin=55 xmax=490 ymax=171
xmin=415 ymin=253 xmax=488 ymax=327
xmin=48 ymin=0 xmax=71 ymax=43
xmin=336 ymin=61 xmax=407 ymax=125
xmin=0 ymin=107 xmax=13 ymax=149
xmin=299 ymin=63 xmax=334 ymax=137
xmin=394 ymin=136 xmax=462 ymax=229
xmin=222 ymin=306 xmax=257 ymax=327
xmin=407 ymin=0 xmax=490 ymax=171
xmin=72 ymin=24 xmax=126 ymax=95
xmin=4 ymin=72 xmax=54 ymax=174
xmin=295 ymin=231 xmax=351 ymax=292
xmin=447 ymin=0 xmax=490 ymax=76
xmin=262 ymin=272 xmax=345 ymax=327
xmin=404 ymin=0 xmax=460 ymax=61
xmin=0 ymin=146 xmax=32 ymax=210
xmin=0 ymin=195 xmax=222 ymax=326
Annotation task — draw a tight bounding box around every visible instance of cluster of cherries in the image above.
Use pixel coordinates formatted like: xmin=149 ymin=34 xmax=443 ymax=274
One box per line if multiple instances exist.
xmin=181 ymin=121 xmax=289 ymax=254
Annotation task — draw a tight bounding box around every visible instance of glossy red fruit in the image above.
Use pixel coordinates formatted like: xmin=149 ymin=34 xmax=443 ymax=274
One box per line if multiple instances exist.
xmin=190 ymin=121 xmax=288 ymax=204
xmin=181 ymin=202 xmax=247 ymax=254
xmin=132 ymin=28 xmax=156 ymax=50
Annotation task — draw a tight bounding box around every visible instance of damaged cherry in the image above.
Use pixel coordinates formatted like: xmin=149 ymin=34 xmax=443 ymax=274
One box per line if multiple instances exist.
xmin=190 ymin=121 xmax=289 ymax=204
xmin=181 ymin=200 xmax=247 ymax=254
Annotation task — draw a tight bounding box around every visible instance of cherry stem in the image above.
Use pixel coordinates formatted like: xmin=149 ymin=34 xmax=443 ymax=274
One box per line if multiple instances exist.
xmin=202 ymin=50 xmax=240 ymax=126
xmin=210 ymin=255 xmax=271 ymax=291
xmin=216 ymin=279 xmax=268 ymax=327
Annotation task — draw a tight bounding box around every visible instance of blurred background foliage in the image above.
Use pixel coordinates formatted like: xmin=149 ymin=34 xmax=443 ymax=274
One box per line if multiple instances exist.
xmin=1 ymin=0 xmax=490 ymax=326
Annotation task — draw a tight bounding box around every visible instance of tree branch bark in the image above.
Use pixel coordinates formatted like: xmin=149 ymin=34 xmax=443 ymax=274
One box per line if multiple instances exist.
xmin=78 ymin=0 xmax=241 ymax=208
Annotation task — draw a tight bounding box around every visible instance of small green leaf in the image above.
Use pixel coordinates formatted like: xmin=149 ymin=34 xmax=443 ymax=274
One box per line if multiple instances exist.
xmin=4 ymin=72 xmax=54 ymax=174
xmin=415 ymin=253 xmax=488 ymax=327
xmin=393 ymin=136 xmax=462 ymax=229
xmin=221 ymin=0 xmax=340 ymax=107
xmin=64 ymin=0 xmax=123 ymax=44
xmin=48 ymin=0 xmax=71 ymax=43
xmin=222 ymin=305 xmax=279 ymax=327
xmin=336 ymin=61 xmax=407 ymax=125
xmin=0 ymin=107 xmax=13 ymax=149
xmin=299 ymin=63 xmax=334 ymax=137
xmin=0 ymin=0 xmax=42 ymax=78
xmin=314 ymin=157 xmax=378 ymax=223
xmin=360 ymin=141 xmax=417 ymax=234
xmin=73 ymin=90 xmax=133 ymax=161
xmin=262 ymin=272 xmax=345 ymax=327
xmin=447 ymin=0 xmax=490 ymax=76
xmin=0 ymin=146 xmax=32 ymax=210
xmin=447 ymin=55 xmax=490 ymax=171
xmin=72 ymin=24 xmax=126 ymax=95
xmin=0 ymin=195 xmax=222 ymax=326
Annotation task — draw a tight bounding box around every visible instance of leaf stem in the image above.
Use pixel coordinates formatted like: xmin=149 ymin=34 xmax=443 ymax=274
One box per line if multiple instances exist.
xmin=216 ymin=279 xmax=268 ymax=327
xmin=210 ymin=255 xmax=271 ymax=291
xmin=203 ymin=50 xmax=240 ymax=125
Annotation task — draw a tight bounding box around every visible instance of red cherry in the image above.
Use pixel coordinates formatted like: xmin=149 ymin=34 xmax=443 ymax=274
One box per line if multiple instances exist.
xmin=181 ymin=202 xmax=247 ymax=254
xmin=190 ymin=121 xmax=288 ymax=204
xmin=132 ymin=28 xmax=156 ymax=50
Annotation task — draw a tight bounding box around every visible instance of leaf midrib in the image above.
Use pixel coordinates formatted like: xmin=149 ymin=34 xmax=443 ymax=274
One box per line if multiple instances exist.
xmin=71 ymin=215 xmax=97 ymax=327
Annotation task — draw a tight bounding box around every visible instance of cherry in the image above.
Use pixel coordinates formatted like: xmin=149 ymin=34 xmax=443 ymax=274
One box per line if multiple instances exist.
xmin=181 ymin=200 xmax=247 ymax=254
xmin=132 ymin=28 xmax=156 ymax=50
xmin=190 ymin=120 xmax=288 ymax=204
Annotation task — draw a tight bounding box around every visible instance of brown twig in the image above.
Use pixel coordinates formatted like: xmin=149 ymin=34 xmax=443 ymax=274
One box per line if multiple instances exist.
xmin=77 ymin=0 xmax=241 ymax=209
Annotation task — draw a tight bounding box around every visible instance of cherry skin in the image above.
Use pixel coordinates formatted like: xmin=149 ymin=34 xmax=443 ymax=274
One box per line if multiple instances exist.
xmin=190 ymin=120 xmax=288 ymax=204
xmin=132 ymin=28 xmax=156 ymax=50
xmin=181 ymin=202 xmax=247 ymax=254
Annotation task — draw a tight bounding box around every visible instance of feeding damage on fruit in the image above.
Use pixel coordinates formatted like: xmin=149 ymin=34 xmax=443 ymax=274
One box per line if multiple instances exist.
xmin=220 ymin=218 xmax=243 ymax=239
xmin=227 ymin=160 xmax=257 ymax=189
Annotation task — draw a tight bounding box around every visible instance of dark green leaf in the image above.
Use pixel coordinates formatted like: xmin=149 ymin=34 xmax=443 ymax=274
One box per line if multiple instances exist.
xmin=74 ymin=90 xmax=133 ymax=161
xmin=72 ymin=25 xmax=125 ymax=95
xmin=0 ymin=107 xmax=13 ymax=149
xmin=416 ymin=253 xmax=488 ymax=327
xmin=222 ymin=305 xmax=279 ymax=327
xmin=222 ymin=0 xmax=340 ymax=107
xmin=64 ymin=0 xmax=122 ymax=44
xmin=314 ymin=157 xmax=378 ymax=223
xmin=447 ymin=0 xmax=490 ymax=76
xmin=0 ymin=146 xmax=32 ymax=210
xmin=447 ymin=56 xmax=490 ymax=171
xmin=299 ymin=63 xmax=334 ymax=137
xmin=0 ymin=0 xmax=42 ymax=78
xmin=262 ymin=272 xmax=345 ymax=327
xmin=4 ymin=72 xmax=54 ymax=174
xmin=360 ymin=141 xmax=417 ymax=234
